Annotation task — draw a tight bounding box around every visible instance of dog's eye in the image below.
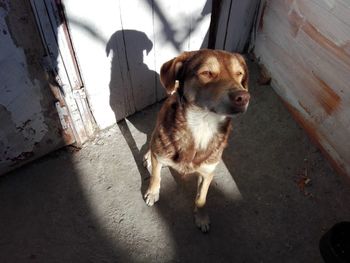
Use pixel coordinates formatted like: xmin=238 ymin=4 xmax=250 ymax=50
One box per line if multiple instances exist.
xmin=199 ymin=70 xmax=214 ymax=78
xmin=236 ymin=72 xmax=243 ymax=76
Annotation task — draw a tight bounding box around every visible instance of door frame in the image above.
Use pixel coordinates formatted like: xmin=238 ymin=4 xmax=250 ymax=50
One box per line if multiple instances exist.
xmin=30 ymin=0 xmax=95 ymax=146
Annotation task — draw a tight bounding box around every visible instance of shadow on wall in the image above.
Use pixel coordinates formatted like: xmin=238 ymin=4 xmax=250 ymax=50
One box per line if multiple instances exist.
xmin=143 ymin=0 xmax=212 ymax=50
xmin=107 ymin=30 xmax=161 ymax=192
xmin=106 ymin=29 xmax=163 ymax=121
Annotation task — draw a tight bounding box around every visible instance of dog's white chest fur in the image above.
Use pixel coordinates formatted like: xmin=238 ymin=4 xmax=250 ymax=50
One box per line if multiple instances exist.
xmin=186 ymin=106 xmax=225 ymax=150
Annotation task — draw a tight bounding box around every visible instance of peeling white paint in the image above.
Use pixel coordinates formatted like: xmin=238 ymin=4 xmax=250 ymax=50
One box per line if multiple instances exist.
xmin=0 ymin=2 xmax=48 ymax=163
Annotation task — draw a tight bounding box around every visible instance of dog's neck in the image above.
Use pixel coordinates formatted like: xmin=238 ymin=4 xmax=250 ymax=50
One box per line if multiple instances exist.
xmin=185 ymin=105 xmax=227 ymax=150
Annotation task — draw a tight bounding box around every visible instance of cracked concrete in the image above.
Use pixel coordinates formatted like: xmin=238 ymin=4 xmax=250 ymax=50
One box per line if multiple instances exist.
xmin=1 ymin=62 xmax=350 ymax=263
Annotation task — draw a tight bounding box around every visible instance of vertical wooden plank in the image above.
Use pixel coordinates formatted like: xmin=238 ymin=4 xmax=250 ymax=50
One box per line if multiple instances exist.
xmin=225 ymin=0 xmax=260 ymax=52
xmin=152 ymin=0 xmax=191 ymax=77
xmin=44 ymin=0 xmax=81 ymax=89
xmin=215 ymin=0 xmax=232 ymax=50
xmin=207 ymin=0 xmax=222 ymax=49
xmin=188 ymin=0 xmax=212 ymax=50
xmin=31 ymin=0 xmax=89 ymax=144
xmin=153 ymin=0 xmax=211 ymax=76
xmin=118 ymin=0 xmax=157 ymax=113
xmin=215 ymin=0 xmax=260 ymax=52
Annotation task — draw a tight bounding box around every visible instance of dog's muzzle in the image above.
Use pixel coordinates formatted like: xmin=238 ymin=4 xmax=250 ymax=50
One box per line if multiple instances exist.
xmin=229 ymin=90 xmax=250 ymax=113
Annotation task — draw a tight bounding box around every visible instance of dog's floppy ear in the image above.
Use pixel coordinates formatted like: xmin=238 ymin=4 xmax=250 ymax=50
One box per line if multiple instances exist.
xmin=236 ymin=54 xmax=249 ymax=90
xmin=160 ymin=51 xmax=193 ymax=95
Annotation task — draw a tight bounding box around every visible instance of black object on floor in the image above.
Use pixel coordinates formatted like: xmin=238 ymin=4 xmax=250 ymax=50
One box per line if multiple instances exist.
xmin=319 ymin=222 xmax=350 ymax=263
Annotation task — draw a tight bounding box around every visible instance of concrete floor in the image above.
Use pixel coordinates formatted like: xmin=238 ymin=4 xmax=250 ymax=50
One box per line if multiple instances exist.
xmin=1 ymin=62 xmax=350 ymax=263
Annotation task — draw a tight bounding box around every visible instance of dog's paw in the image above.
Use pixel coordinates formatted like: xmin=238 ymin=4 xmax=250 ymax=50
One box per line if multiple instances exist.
xmin=143 ymin=151 xmax=151 ymax=169
xmin=144 ymin=190 xmax=159 ymax=206
xmin=194 ymin=210 xmax=210 ymax=233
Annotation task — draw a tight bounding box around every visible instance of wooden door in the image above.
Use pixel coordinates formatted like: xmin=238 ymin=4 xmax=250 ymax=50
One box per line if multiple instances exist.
xmin=30 ymin=0 xmax=95 ymax=143
xmin=63 ymin=0 xmax=213 ymax=127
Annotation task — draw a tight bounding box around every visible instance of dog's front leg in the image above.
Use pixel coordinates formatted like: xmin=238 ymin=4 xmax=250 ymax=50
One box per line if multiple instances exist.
xmin=194 ymin=172 xmax=214 ymax=232
xmin=144 ymin=152 xmax=162 ymax=206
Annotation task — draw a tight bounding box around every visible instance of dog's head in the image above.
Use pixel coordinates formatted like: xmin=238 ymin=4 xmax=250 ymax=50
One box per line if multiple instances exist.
xmin=160 ymin=49 xmax=250 ymax=115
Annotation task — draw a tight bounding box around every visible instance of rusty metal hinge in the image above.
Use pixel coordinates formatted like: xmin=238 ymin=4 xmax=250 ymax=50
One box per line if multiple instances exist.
xmin=55 ymin=102 xmax=69 ymax=130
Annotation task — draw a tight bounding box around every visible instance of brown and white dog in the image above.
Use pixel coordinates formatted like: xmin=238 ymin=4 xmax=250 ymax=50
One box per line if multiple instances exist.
xmin=144 ymin=49 xmax=250 ymax=232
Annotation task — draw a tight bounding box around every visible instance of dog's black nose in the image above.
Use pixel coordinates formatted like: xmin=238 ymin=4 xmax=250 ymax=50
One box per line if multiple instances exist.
xmin=229 ymin=90 xmax=250 ymax=107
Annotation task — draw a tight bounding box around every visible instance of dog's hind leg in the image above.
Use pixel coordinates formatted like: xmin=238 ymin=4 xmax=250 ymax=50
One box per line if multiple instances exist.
xmin=194 ymin=173 xmax=214 ymax=232
xmin=144 ymin=153 xmax=162 ymax=206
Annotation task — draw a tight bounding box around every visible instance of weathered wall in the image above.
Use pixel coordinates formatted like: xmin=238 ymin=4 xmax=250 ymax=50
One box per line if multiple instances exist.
xmin=0 ymin=0 xmax=70 ymax=175
xmin=254 ymin=0 xmax=350 ymax=176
